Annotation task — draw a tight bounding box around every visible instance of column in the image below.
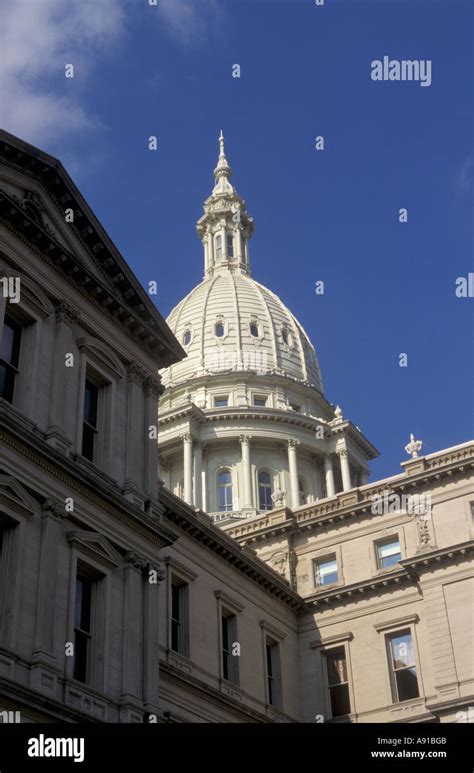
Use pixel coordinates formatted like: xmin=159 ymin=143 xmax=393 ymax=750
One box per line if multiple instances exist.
xmin=201 ymin=447 xmax=208 ymax=512
xmin=339 ymin=448 xmax=352 ymax=492
xmin=359 ymin=470 xmax=369 ymax=486
xmin=324 ymin=455 xmax=336 ymax=497
xmin=142 ymin=560 xmax=165 ymax=714
xmin=240 ymin=435 xmax=253 ymax=509
xmin=32 ymin=500 xmax=65 ymax=667
xmin=312 ymin=457 xmax=324 ymax=500
xmin=182 ymin=433 xmax=193 ymax=505
xmin=287 ymin=439 xmax=300 ymax=509
xmin=125 ymin=363 xmax=146 ymax=497
xmin=46 ymin=301 xmax=78 ymax=453
xmin=193 ymin=441 xmax=202 ymax=508
xmin=144 ymin=375 xmax=163 ymax=498
xmin=121 ymin=552 xmax=145 ymax=704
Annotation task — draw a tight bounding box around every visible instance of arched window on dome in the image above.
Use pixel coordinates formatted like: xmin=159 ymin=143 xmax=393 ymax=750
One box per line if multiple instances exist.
xmin=182 ymin=329 xmax=191 ymax=346
xmin=227 ymin=233 xmax=234 ymax=258
xmin=299 ymin=478 xmax=307 ymax=506
xmin=215 ymin=234 xmax=223 ymax=259
xmin=258 ymin=471 xmax=273 ymax=511
xmin=217 ymin=469 xmax=233 ymax=512
xmin=215 ymin=322 xmax=225 ymax=338
xmin=250 ymin=322 xmax=259 ymax=338
xmin=281 ymin=326 xmax=289 ymax=345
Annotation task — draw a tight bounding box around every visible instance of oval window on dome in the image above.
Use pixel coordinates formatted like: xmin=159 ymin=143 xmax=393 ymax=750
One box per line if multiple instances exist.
xmin=183 ymin=329 xmax=191 ymax=346
xmin=250 ymin=322 xmax=259 ymax=338
xmin=215 ymin=322 xmax=225 ymax=337
xmin=281 ymin=326 xmax=289 ymax=345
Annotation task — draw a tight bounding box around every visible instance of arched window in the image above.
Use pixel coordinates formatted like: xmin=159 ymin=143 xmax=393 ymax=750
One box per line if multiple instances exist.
xmin=250 ymin=322 xmax=259 ymax=338
xmin=183 ymin=329 xmax=191 ymax=346
xmin=227 ymin=233 xmax=234 ymax=258
xmin=299 ymin=478 xmax=307 ymax=505
xmin=215 ymin=322 xmax=224 ymax=337
xmin=258 ymin=471 xmax=273 ymax=511
xmin=215 ymin=234 xmax=223 ymax=258
xmin=217 ymin=470 xmax=233 ymax=512
xmin=281 ymin=326 xmax=289 ymax=345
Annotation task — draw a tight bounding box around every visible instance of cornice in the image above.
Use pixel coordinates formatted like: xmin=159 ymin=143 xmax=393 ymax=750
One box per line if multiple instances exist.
xmin=0 ymin=402 xmax=177 ymax=549
xmin=305 ymin=568 xmax=412 ymax=608
xmin=400 ymin=540 xmax=474 ymax=575
xmin=158 ymin=486 xmax=302 ymax=610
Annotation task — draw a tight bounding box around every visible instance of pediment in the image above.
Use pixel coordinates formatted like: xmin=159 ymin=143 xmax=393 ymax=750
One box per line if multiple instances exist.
xmin=0 ymin=474 xmax=40 ymax=518
xmin=67 ymin=531 xmax=122 ymax=568
xmin=76 ymin=336 xmax=126 ymax=378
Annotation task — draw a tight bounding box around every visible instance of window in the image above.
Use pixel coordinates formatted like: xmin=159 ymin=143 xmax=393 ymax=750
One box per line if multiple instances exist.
xmin=258 ymin=471 xmax=273 ymax=511
xmin=222 ymin=612 xmax=239 ymax=684
xmin=265 ymin=640 xmax=282 ymax=707
xmin=299 ymin=478 xmax=307 ymax=505
xmin=214 ymin=395 xmax=228 ymax=407
xmin=227 ymin=234 xmax=234 ymax=258
xmin=218 ymin=470 xmax=233 ymax=512
xmin=281 ymin=326 xmax=289 ymax=345
xmin=215 ymin=322 xmax=224 ymax=337
xmin=377 ymin=538 xmax=401 ymax=569
xmin=171 ymin=579 xmax=189 ymax=655
xmin=74 ymin=574 xmax=93 ymax=683
xmin=314 ymin=557 xmax=338 ymax=586
xmin=0 ymin=315 xmax=22 ymax=403
xmin=253 ymin=395 xmax=267 ymax=407
xmin=82 ymin=379 xmax=99 ymax=461
xmin=250 ymin=323 xmax=259 ymax=338
xmin=289 ymin=402 xmax=301 ymax=413
xmin=325 ymin=648 xmax=351 ymax=717
xmin=183 ymin=329 xmax=191 ymax=346
xmin=215 ymin=235 xmax=222 ymax=258
xmin=387 ymin=630 xmax=419 ymax=702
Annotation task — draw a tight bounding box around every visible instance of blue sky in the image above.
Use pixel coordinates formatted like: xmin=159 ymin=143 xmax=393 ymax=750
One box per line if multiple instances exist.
xmin=2 ymin=0 xmax=473 ymax=481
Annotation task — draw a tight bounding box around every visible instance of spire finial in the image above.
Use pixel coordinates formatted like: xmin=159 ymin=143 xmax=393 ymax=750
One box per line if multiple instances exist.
xmin=214 ymin=129 xmax=232 ymax=183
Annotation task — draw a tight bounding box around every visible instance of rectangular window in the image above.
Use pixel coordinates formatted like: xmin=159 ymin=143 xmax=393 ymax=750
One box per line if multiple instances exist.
xmin=74 ymin=574 xmax=93 ymax=684
xmin=387 ymin=630 xmax=419 ymax=702
xmin=214 ymin=395 xmax=228 ymax=407
xmin=377 ymin=538 xmax=401 ymax=569
xmin=314 ymin=557 xmax=338 ymax=586
xmin=265 ymin=639 xmax=282 ymax=708
xmin=82 ymin=378 xmax=99 ymax=461
xmin=171 ymin=579 xmax=188 ymax=656
xmin=325 ymin=647 xmax=351 ymax=717
xmin=227 ymin=234 xmax=234 ymax=258
xmin=253 ymin=395 xmax=267 ymax=407
xmin=222 ymin=612 xmax=239 ymax=684
xmin=0 ymin=315 xmax=22 ymax=403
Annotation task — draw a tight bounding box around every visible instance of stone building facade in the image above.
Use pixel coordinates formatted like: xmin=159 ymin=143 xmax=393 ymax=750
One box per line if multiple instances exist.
xmin=0 ymin=129 xmax=472 ymax=725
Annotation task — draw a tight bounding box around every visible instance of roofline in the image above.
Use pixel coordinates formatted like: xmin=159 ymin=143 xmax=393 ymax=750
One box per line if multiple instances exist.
xmin=0 ymin=129 xmax=185 ymax=368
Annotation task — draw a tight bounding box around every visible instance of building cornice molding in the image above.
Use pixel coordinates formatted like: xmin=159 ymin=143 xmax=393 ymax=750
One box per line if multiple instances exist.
xmin=158 ymin=487 xmax=302 ymax=610
xmin=0 ymin=402 xmax=177 ymax=549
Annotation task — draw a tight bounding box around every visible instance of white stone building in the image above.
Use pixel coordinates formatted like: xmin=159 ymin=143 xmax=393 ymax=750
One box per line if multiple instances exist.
xmin=158 ymin=133 xmax=378 ymax=521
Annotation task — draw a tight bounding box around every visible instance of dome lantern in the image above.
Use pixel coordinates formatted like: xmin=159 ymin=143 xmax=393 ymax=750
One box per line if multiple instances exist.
xmin=196 ymin=132 xmax=254 ymax=279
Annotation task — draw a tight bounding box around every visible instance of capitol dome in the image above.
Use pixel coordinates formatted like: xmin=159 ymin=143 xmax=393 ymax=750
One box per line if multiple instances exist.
xmin=158 ymin=133 xmax=377 ymax=523
xmin=163 ymin=272 xmax=323 ymax=392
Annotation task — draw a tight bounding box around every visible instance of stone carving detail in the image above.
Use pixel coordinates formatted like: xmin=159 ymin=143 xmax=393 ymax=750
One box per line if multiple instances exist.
xmin=269 ymin=551 xmax=288 ymax=577
xmin=271 ymin=489 xmax=286 ymax=507
xmin=124 ymin=551 xmax=147 ymax=571
xmin=126 ymin=361 xmax=148 ymax=383
xmin=405 ymin=433 xmax=423 ymax=459
xmin=54 ymin=300 xmax=79 ymax=324
xmin=42 ymin=497 xmax=66 ymax=519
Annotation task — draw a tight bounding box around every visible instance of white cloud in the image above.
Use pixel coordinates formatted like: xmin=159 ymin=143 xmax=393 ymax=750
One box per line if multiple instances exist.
xmin=0 ymin=0 xmax=125 ymax=144
xmin=157 ymin=0 xmax=221 ymax=45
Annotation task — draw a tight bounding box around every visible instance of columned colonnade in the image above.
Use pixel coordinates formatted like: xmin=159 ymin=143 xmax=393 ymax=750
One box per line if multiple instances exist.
xmin=166 ymin=433 xmax=369 ymax=511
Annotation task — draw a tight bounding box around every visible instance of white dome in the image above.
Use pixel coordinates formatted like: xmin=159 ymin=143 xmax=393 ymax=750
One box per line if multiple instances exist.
xmin=162 ymin=271 xmax=323 ymax=393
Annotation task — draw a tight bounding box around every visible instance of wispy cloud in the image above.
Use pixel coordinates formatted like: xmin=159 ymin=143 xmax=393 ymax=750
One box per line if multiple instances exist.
xmin=0 ymin=0 xmax=125 ymax=144
xmin=157 ymin=0 xmax=222 ymax=45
